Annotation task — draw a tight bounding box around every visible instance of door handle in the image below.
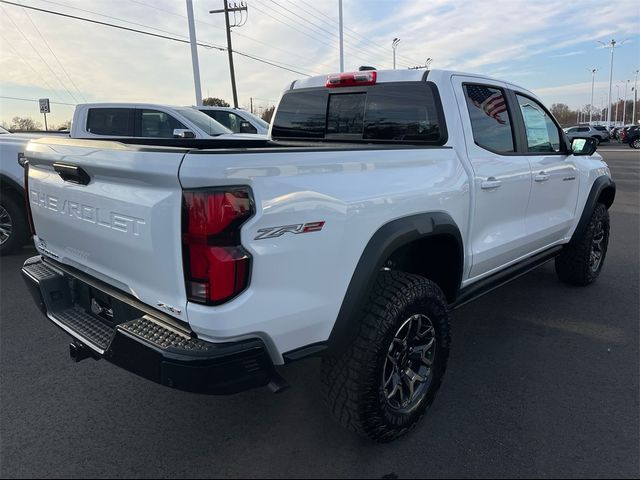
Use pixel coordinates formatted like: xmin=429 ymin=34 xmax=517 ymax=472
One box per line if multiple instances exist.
xmin=535 ymin=172 xmax=550 ymax=183
xmin=53 ymin=163 xmax=91 ymax=185
xmin=481 ymin=177 xmax=502 ymax=190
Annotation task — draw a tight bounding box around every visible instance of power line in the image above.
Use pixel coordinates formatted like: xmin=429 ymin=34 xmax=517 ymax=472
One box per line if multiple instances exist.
xmin=0 ymin=33 xmax=66 ymax=102
xmin=128 ymin=0 xmax=319 ymax=72
xmin=0 ymin=0 xmax=312 ymax=77
xmin=0 ymin=95 xmax=76 ymax=106
xmin=252 ymin=0 xmax=392 ymax=69
xmin=291 ymin=0 xmax=419 ymax=65
xmin=262 ymin=0 xmax=403 ymax=69
xmin=20 ymin=6 xmax=87 ymax=102
xmin=2 ymin=4 xmax=81 ymax=103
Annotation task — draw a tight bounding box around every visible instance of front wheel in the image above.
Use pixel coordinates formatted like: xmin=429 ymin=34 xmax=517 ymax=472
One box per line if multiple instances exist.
xmin=322 ymin=271 xmax=450 ymax=442
xmin=555 ymin=203 xmax=610 ymax=285
xmin=630 ymin=138 xmax=640 ymax=149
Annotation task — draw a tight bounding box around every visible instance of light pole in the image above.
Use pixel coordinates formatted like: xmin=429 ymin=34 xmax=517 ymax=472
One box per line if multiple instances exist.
xmin=338 ymin=0 xmax=344 ymax=72
xmin=622 ymin=79 xmax=630 ymax=125
xmin=633 ymin=70 xmax=639 ymax=125
xmin=615 ymin=84 xmax=621 ymax=125
xmin=392 ymin=38 xmax=400 ymax=70
xmin=599 ymin=39 xmax=620 ymax=128
xmin=186 ymin=0 xmax=202 ymax=106
xmin=589 ymin=68 xmax=597 ymax=124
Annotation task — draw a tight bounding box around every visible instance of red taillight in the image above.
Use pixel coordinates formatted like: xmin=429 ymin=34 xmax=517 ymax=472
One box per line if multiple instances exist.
xmin=326 ymin=71 xmax=377 ymax=88
xmin=182 ymin=187 xmax=254 ymax=304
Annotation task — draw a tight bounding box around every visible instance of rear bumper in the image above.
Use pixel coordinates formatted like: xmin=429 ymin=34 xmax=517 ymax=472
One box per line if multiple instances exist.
xmin=22 ymin=256 xmax=276 ymax=395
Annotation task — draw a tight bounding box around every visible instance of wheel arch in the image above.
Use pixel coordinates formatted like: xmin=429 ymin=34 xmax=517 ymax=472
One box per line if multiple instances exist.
xmin=328 ymin=212 xmax=463 ymax=352
xmin=0 ymin=174 xmax=25 ymax=202
xmin=571 ymin=175 xmax=615 ymax=245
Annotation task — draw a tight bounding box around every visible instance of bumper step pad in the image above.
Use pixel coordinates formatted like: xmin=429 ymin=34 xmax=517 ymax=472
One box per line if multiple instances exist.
xmin=22 ymin=255 xmax=277 ymax=395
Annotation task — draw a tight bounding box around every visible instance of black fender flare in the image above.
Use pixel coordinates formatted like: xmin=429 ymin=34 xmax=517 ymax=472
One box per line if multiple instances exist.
xmin=570 ymin=176 xmax=615 ymax=245
xmin=327 ymin=212 xmax=463 ymax=352
xmin=0 ymin=174 xmax=26 ymax=200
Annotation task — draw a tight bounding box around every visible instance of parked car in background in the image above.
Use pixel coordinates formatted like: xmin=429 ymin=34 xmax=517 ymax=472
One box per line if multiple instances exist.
xmin=193 ymin=106 xmax=270 ymax=135
xmin=71 ymin=103 xmax=267 ymax=144
xmin=620 ymin=125 xmax=640 ymax=148
xmin=592 ymin=125 xmax=610 ymax=140
xmin=563 ymin=125 xmax=608 ymax=144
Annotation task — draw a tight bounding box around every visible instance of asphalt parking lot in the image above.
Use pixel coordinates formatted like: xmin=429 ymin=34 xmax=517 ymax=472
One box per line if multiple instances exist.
xmin=1 ymin=145 xmax=638 ymax=478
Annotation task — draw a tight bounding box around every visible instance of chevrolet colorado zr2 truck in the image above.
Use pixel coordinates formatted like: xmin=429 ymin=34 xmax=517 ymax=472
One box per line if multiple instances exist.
xmin=21 ymin=69 xmax=615 ymax=442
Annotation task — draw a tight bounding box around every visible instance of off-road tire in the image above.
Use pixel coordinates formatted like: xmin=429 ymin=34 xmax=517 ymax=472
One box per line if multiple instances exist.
xmin=322 ymin=271 xmax=450 ymax=442
xmin=555 ymin=202 xmax=610 ymax=286
xmin=0 ymin=192 xmax=29 ymax=256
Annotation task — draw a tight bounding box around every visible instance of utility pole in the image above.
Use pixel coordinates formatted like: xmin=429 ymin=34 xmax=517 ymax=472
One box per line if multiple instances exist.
xmin=210 ymin=1 xmax=248 ymax=108
xmin=589 ymin=68 xmax=597 ymax=124
xmin=392 ymin=38 xmax=400 ymax=70
xmin=186 ymin=0 xmax=202 ymax=106
xmin=633 ymin=70 xmax=639 ymax=125
xmin=338 ymin=0 xmax=344 ymax=72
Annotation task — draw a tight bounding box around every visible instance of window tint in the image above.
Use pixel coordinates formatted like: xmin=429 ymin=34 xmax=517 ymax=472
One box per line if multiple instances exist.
xmin=139 ymin=109 xmax=186 ymax=138
xmin=577 ymin=127 xmax=590 ymax=132
xmin=516 ymin=95 xmax=561 ymax=153
xmin=566 ymin=127 xmax=577 ymax=133
xmin=181 ymin=109 xmax=231 ymax=136
xmin=211 ymin=111 xmax=246 ymax=133
xmin=326 ymin=93 xmax=365 ymax=135
xmin=272 ymin=82 xmax=445 ymax=144
xmin=87 ymin=108 xmax=133 ymax=136
xmin=463 ymin=84 xmax=514 ymax=153
xmin=271 ymin=90 xmax=327 ymax=139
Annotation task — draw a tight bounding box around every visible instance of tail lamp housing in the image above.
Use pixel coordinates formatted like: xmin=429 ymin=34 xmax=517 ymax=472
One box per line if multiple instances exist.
xmin=326 ymin=71 xmax=377 ymax=88
xmin=182 ymin=187 xmax=254 ymax=305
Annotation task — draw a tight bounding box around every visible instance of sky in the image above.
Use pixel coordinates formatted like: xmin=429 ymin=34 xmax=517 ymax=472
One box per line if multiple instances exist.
xmin=1 ymin=0 xmax=639 ymax=127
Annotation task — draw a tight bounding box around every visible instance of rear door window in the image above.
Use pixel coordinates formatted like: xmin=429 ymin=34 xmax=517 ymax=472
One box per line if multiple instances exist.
xmin=463 ymin=84 xmax=514 ymax=153
xmin=86 ymin=108 xmax=134 ymax=136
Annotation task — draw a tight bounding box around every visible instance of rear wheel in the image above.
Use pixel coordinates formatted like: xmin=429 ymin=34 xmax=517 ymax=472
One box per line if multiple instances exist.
xmin=322 ymin=271 xmax=450 ymax=442
xmin=630 ymin=138 xmax=640 ymax=149
xmin=591 ymin=136 xmax=600 ymax=145
xmin=0 ymin=193 xmax=29 ymax=256
xmin=555 ymin=203 xmax=609 ymax=285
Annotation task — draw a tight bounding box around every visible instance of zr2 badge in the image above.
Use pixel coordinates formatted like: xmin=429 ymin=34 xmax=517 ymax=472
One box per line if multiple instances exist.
xmin=254 ymin=221 xmax=325 ymax=240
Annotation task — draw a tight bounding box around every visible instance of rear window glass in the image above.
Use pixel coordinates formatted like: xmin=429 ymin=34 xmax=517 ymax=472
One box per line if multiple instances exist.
xmin=272 ymin=82 xmax=446 ymax=144
xmin=87 ymin=108 xmax=133 ymax=136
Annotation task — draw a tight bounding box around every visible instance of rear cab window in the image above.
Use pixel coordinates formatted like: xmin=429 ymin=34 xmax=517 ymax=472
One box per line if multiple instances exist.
xmin=271 ymin=82 xmax=447 ymax=145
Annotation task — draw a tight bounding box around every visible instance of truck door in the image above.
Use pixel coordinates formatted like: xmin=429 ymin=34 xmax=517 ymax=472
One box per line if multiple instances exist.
xmin=451 ymin=75 xmax=533 ymax=279
xmin=512 ymin=92 xmax=580 ymax=249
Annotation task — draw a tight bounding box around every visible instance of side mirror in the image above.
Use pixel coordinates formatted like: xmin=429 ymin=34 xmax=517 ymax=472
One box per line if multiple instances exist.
xmin=173 ymin=129 xmax=196 ymax=139
xmin=571 ymin=137 xmax=597 ymax=156
xmin=239 ymin=121 xmax=257 ymax=134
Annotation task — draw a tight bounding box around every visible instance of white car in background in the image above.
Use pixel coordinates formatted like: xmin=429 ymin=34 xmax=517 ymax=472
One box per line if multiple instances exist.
xmin=194 ymin=106 xmax=270 ymax=135
xmin=71 ymin=103 xmax=267 ymax=141
xmin=563 ymin=125 xmax=609 ymax=144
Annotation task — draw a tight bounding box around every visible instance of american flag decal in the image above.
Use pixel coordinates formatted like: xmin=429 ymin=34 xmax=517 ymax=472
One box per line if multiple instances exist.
xmin=467 ymin=85 xmax=508 ymax=125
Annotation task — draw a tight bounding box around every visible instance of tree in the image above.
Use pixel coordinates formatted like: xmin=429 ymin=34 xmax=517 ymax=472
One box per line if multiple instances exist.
xmin=202 ymin=97 xmax=230 ymax=107
xmin=550 ymin=103 xmax=574 ymax=127
xmin=10 ymin=116 xmax=42 ymax=131
xmin=261 ymin=106 xmax=275 ymax=123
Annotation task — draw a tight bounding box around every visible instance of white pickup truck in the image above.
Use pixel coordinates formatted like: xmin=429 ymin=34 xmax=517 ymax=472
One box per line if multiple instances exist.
xmin=21 ymin=69 xmax=615 ymax=442
xmin=0 ymin=104 xmax=266 ymax=254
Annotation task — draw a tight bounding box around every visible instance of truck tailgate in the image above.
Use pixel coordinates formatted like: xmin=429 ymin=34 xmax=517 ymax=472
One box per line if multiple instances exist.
xmin=25 ymin=138 xmax=189 ymax=322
